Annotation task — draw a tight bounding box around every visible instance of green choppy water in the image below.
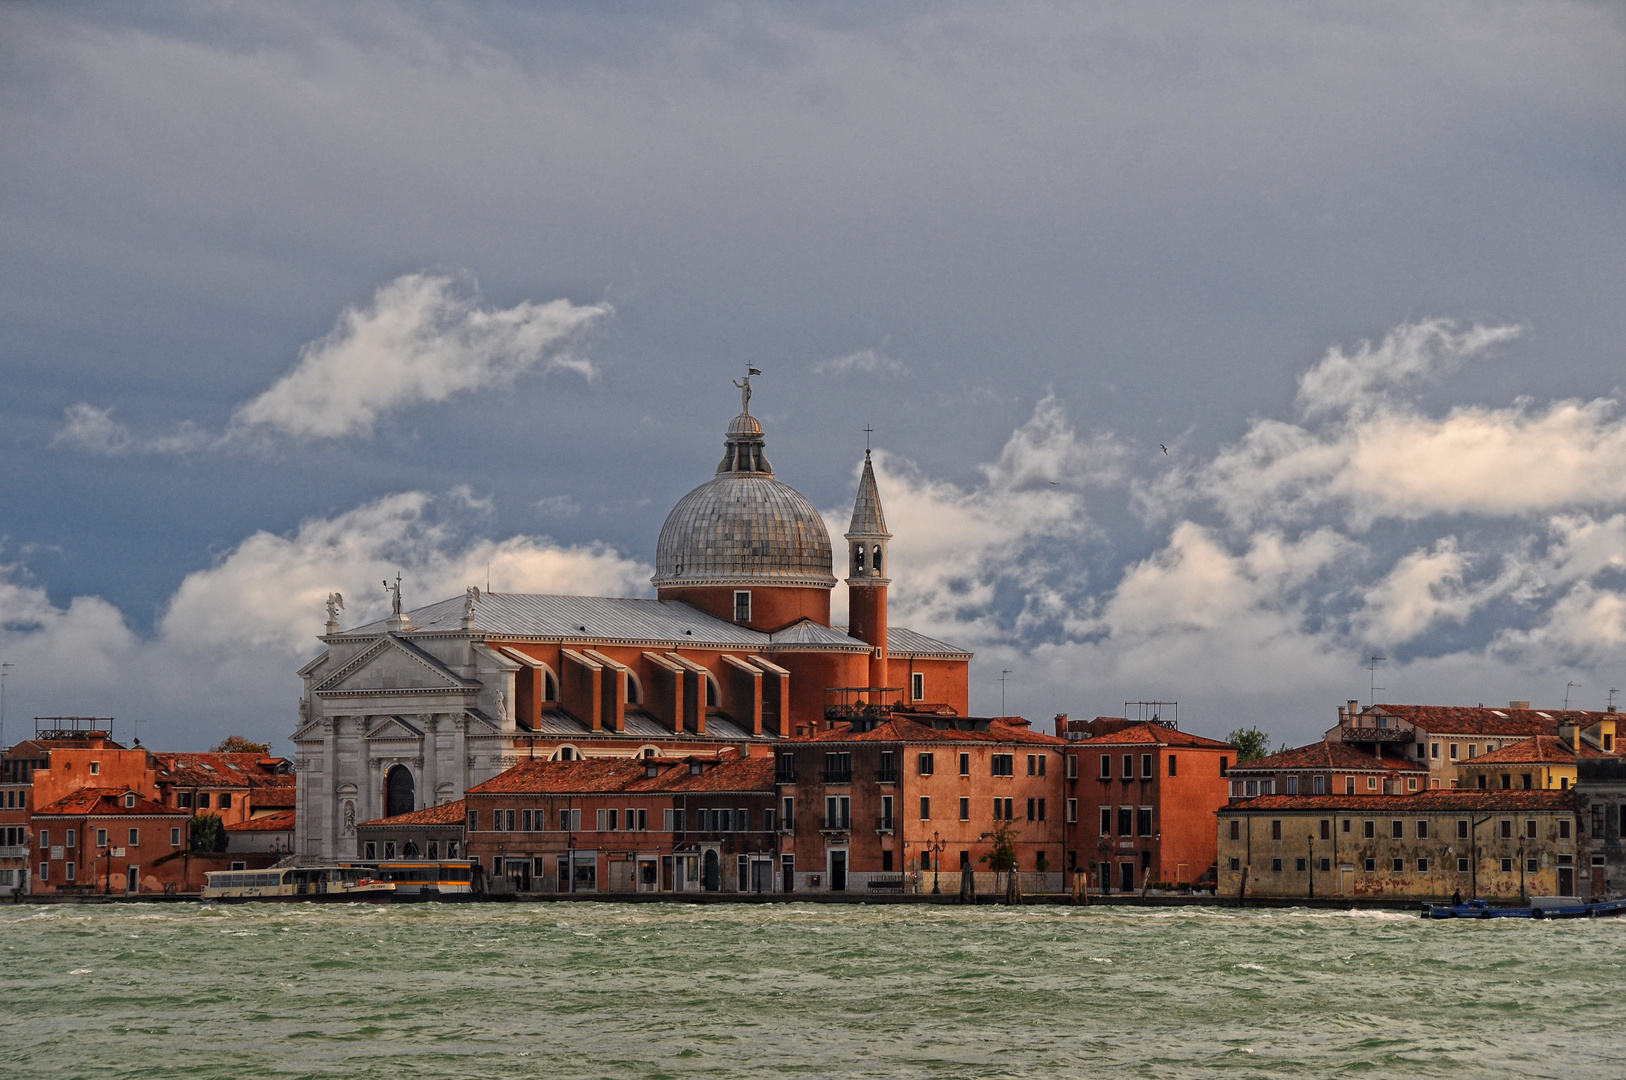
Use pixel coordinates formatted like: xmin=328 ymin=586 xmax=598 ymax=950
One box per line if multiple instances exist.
xmin=2 ymin=902 xmax=1623 ymax=1079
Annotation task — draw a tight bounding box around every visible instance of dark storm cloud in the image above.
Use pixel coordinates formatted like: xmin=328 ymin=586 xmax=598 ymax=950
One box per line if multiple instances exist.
xmin=0 ymin=2 xmax=1623 ymax=748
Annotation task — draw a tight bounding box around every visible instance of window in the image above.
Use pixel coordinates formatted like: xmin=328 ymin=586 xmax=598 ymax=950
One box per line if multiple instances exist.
xmin=1455 ymin=819 xmax=1468 ymax=839
xmin=991 ymin=755 xmax=1014 ymax=776
xmin=1286 ymin=776 xmax=1299 ymax=795
xmin=128 ymin=828 xmax=139 ymax=846
xmin=824 ymin=795 xmax=850 ymax=829
xmin=1271 ymin=819 xmax=1282 ymax=840
xmin=39 ymin=863 xmax=47 ymax=882
xmin=1100 ymin=755 xmax=1112 ymax=779
xmin=1367 ymin=776 xmax=1377 ymax=791
xmin=1416 ymin=858 xmax=1430 ymax=872
xmin=960 ymin=797 xmax=971 ymax=821
xmin=1500 ymin=857 xmax=1513 ymax=872
xmin=1319 ymin=857 xmax=1331 ymax=872
xmin=1271 ymin=858 xmax=1283 ymax=872
xmin=1229 ymin=819 xmax=1241 ymax=841
xmin=1038 ymin=755 xmax=1046 ymax=777
xmin=559 ymin=809 xmax=581 ymax=831
xmin=1026 ymin=798 xmax=1036 ymax=821
xmin=126 ymin=793 xmax=137 ymax=808
xmin=219 ymin=793 xmax=232 ymax=809
xmin=1137 ymin=807 xmax=1151 ymax=836
xmin=1122 ymin=754 xmax=1134 ymax=778
xmin=1002 ymin=798 xmax=1013 ymax=820
xmin=1528 ymin=818 xmax=1539 ymax=840
xmin=170 ymin=828 xmax=181 ymax=846
xmin=1431 ymin=743 xmax=1440 ymax=759
xmin=920 ymin=797 xmax=930 ymax=820
xmin=1066 ymin=799 xmax=1077 ymax=823
xmin=959 ymin=754 xmax=970 ymax=776
xmin=1392 ymin=858 xmax=1405 ymax=872
xmin=1118 ymin=807 xmax=1132 ymax=836
xmin=1168 ymin=755 xmax=1177 ymax=777
xmin=1229 ymin=857 xmax=1241 ymax=871
xmin=364 ymin=842 xmax=377 ymax=859
xmin=762 ymin=808 xmax=776 ymax=832
xmin=65 ymin=862 xmax=75 ymax=882
xmin=1449 ymin=743 xmax=1459 ymax=759
xmin=1319 ymin=819 xmax=1331 ymax=841
xmin=1295 ymin=858 xmax=1307 ymax=872
xmin=1499 ymin=819 xmax=1512 ymax=839
xmin=1345 ymin=776 xmax=1355 ymax=795
xmin=1416 ymin=743 xmax=1425 ymax=758
xmin=66 ymin=829 xmax=75 ymax=848
xmin=1027 ymin=755 xmax=1037 ymax=776
xmin=1038 ymin=798 xmax=1047 ymax=822
xmin=1100 ymin=807 xmax=1112 ymax=835
xmin=1416 ymin=820 xmax=1428 ymax=839
xmin=1363 ymin=820 xmax=1375 ymax=839
xmin=177 ymin=792 xmax=192 ymax=808
xmin=1559 ymin=819 xmax=1571 ymax=839
xmin=1363 ymin=858 xmax=1376 ymax=872
xmin=912 ymin=672 xmax=924 ymax=701
xmin=198 ymin=793 xmax=210 ymax=809
xmin=1067 ymin=755 xmax=1078 ymax=779
xmin=1220 ymin=756 xmax=1228 ymax=776
xmin=39 ymin=829 xmax=49 ymax=848
xmin=993 ymin=799 xmax=1003 ymax=820
xmin=1407 ymin=778 xmax=1418 ymax=791
xmin=918 ymin=753 xmax=935 ymax=776
xmin=878 ymin=751 xmax=895 ymax=781
xmin=1141 ymin=754 xmax=1153 ymax=778
xmin=1454 ymin=857 xmax=1468 ymax=872
xmin=90 ymin=761 xmax=100 ymax=775
xmin=733 ymin=590 xmax=751 ymax=623
xmin=1528 ymin=857 xmax=1540 ymax=873
xmin=384 ymin=842 xmax=396 ymax=859
xmin=96 ymin=828 xmax=107 ymax=847
xmin=1391 ymin=820 xmax=1403 ymax=839
xmin=782 ymin=797 xmax=794 ymax=827
xmin=467 ymin=809 xmax=479 ymax=831
xmin=1468 ymin=745 xmax=1477 ymax=758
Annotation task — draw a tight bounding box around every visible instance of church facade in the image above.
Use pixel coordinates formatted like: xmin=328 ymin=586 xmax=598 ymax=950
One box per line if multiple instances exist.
xmin=291 ymin=385 xmax=971 ymax=860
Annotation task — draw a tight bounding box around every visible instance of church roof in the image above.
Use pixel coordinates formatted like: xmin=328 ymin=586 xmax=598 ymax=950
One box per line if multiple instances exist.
xmin=846 ymin=452 xmax=889 ymax=537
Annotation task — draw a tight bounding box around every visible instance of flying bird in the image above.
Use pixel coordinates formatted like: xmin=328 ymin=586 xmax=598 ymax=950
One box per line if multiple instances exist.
xmin=1159 ymin=444 xmax=1169 ymax=455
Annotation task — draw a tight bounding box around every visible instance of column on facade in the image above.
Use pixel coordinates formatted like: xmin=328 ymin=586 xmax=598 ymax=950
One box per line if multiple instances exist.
xmin=559 ymin=648 xmax=605 ymax=731
xmin=720 ymin=655 xmax=764 ymax=736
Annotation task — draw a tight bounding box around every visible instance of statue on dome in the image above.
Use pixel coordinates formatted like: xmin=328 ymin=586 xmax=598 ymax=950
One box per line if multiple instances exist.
xmin=384 ymin=574 xmax=404 ymax=618
xmin=732 ymin=365 xmax=762 ymax=414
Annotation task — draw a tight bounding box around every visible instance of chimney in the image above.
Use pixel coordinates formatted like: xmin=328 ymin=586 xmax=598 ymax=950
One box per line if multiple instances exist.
xmin=1509 ymin=701 xmax=1530 ymax=710
xmin=1558 ymin=723 xmax=1576 ymax=750
xmin=1337 ymin=705 xmax=1347 ymax=724
xmin=1348 ymin=700 xmax=1361 ymax=719
xmin=1054 ymin=714 xmax=1068 ymax=737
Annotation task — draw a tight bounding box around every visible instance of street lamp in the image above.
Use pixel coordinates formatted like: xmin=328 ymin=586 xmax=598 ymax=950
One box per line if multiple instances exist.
xmin=930 ymin=830 xmax=945 ymax=894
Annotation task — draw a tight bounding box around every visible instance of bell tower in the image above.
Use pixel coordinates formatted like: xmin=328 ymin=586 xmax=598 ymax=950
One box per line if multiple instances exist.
xmin=845 ymin=449 xmax=892 ymax=692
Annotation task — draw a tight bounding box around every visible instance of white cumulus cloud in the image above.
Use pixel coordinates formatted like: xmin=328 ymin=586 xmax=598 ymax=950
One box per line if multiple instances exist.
xmin=813 ymin=347 xmax=909 ymax=378
xmin=231 ymin=273 xmax=611 ymax=440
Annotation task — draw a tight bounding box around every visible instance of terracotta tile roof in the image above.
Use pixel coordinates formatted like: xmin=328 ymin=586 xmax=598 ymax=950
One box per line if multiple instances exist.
xmin=651 ymin=755 xmax=775 ymax=794
xmin=796 ymin=717 xmax=1065 ymax=746
xmin=1452 ymin=735 xmax=1605 ymax=766
xmin=226 ymin=809 xmax=296 ymax=831
xmin=464 ymin=754 xmax=777 ymax=798
xmin=251 ymin=786 xmax=297 ymax=809
xmin=1366 ymin=704 xmax=1601 ymax=737
xmin=1228 ymin=740 xmax=1427 ymax=774
xmin=1066 ymin=723 xmax=1233 ymax=750
xmin=1221 ymin=789 xmax=1574 ymax=813
xmin=153 ymin=752 xmax=295 ymax=790
xmin=360 ymin=799 xmax=468 ymax=828
xmin=34 ymin=788 xmax=185 ymax=817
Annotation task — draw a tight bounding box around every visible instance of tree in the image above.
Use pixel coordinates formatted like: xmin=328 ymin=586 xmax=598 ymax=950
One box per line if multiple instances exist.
xmin=212 ymin=736 xmax=270 ymax=755
xmin=1227 ymin=726 xmax=1273 ymax=764
xmin=190 ymin=813 xmax=227 ymax=853
xmin=980 ymin=820 xmax=1020 ymax=903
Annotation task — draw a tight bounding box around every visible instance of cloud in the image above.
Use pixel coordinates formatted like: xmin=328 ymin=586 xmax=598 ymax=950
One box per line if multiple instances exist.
xmin=231 ymin=273 xmax=611 ymax=440
xmin=53 ymin=403 xmax=132 ymax=455
xmin=813 ymin=347 xmax=909 ymax=378
xmin=1295 ymin=319 xmax=1523 ymax=418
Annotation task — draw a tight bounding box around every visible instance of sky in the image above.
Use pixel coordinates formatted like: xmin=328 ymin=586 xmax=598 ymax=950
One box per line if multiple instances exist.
xmin=2 ymin=1 xmax=1624 ymax=753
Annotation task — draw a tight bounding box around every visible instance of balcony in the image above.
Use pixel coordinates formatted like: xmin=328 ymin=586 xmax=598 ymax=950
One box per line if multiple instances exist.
xmin=775 ymin=768 xmax=798 ymax=785
xmin=1340 ymin=725 xmax=1413 ymax=744
xmin=876 ymin=769 xmax=898 ymax=784
xmin=818 ymin=769 xmax=853 ymax=785
xmin=875 ymin=816 xmax=895 ymax=834
xmin=0 ymin=846 xmax=26 ymax=859
xmin=820 ymin=817 xmax=851 ymax=832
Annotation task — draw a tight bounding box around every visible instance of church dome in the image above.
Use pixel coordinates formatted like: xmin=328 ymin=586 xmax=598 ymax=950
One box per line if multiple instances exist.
xmin=653 ymin=405 xmax=836 ymax=589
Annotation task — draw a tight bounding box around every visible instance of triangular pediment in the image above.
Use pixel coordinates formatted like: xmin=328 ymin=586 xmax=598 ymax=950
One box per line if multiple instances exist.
xmin=313 ymin=634 xmax=473 ymax=694
xmin=365 ymin=716 xmax=424 ymax=741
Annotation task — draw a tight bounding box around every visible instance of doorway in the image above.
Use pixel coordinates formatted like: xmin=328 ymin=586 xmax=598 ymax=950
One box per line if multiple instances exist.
xmin=749 ymin=857 xmax=773 ymax=893
xmin=127 ymin=866 xmax=139 ymax=893
xmin=1592 ymin=866 xmax=1606 ymax=899
xmin=830 ymin=850 xmax=848 ymax=892
xmin=1119 ymin=862 xmax=1134 ymax=892
xmin=1339 ymin=866 xmax=1353 ymax=896
xmin=703 ymin=849 xmax=720 ymax=891
xmin=384 ymin=765 xmax=415 ymax=818
xmin=781 ymin=854 xmax=795 ymax=893
xmin=1559 ymin=866 xmax=1574 ymax=896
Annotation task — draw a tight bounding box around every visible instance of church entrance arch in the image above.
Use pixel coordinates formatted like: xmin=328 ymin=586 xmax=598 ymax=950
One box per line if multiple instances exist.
xmin=385 ymin=765 xmax=415 ymax=819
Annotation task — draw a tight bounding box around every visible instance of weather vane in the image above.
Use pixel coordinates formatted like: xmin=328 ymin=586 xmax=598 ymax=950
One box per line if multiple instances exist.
xmin=732 ymin=365 xmax=762 ymax=414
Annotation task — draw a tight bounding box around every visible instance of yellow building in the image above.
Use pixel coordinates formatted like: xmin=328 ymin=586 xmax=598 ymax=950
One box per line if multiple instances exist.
xmin=1217 ymin=790 xmax=1578 ymax=902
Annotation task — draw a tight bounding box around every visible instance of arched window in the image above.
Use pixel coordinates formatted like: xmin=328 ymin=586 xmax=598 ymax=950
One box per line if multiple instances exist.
xmin=555 ymin=746 xmax=580 ymax=762
xmin=402 ymin=841 xmax=419 ymax=858
xmin=854 ymin=545 xmax=866 ymax=573
xmin=872 ymin=545 xmax=883 ymax=575
xmin=543 ymin=670 xmax=558 ymax=702
xmin=625 ymin=671 xmax=643 ymax=704
xmin=706 ymin=674 xmax=720 ymax=708
xmin=384 ymin=765 xmax=415 ymax=819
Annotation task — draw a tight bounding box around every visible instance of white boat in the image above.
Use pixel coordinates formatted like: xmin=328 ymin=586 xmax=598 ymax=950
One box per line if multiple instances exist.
xmin=202 ymin=865 xmax=395 ymax=902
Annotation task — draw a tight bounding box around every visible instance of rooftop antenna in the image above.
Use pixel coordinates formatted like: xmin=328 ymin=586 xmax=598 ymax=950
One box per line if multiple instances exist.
xmin=0 ymin=661 xmax=12 ymax=751
xmin=1564 ymin=681 xmax=1581 ymax=711
xmin=1610 ymin=688 xmax=1620 ymax=712
xmin=999 ymin=669 xmax=1013 ymax=716
xmin=1367 ymin=656 xmax=1385 ymax=708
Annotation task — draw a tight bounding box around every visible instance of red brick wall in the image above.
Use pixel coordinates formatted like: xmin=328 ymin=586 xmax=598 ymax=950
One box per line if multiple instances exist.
xmin=657 ymin=584 xmax=831 ymax=631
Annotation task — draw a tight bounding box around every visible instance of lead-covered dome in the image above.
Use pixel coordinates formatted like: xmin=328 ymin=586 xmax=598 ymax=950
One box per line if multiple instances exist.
xmin=653 ymin=407 xmax=836 ymax=589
